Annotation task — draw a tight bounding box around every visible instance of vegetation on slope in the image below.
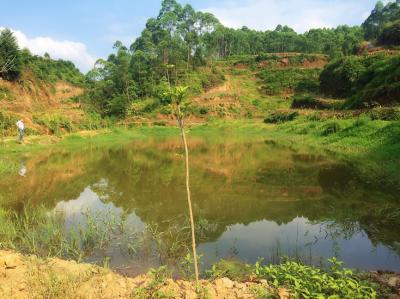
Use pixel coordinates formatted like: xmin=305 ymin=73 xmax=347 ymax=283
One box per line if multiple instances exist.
xmin=320 ymin=53 xmax=400 ymax=107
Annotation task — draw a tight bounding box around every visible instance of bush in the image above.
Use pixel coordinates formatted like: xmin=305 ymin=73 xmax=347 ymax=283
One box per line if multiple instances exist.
xmin=322 ymin=121 xmax=341 ymax=136
xmin=255 ymin=258 xmax=377 ymax=298
xmin=369 ymin=107 xmax=400 ymax=121
xmin=258 ymin=68 xmax=320 ymax=95
xmin=320 ymin=56 xmax=366 ymax=98
xmin=294 ymin=78 xmax=320 ymax=94
xmin=199 ymin=107 xmax=209 ymax=115
xmin=264 ymin=111 xmax=299 ymax=123
xmin=348 ymin=55 xmax=400 ymax=107
xmin=323 ymin=53 xmax=400 ymax=108
xmin=291 ymin=95 xmax=320 ymax=109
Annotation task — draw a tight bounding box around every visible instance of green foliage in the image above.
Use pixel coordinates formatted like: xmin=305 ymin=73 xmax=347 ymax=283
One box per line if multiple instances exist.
xmin=0 ymin=159 xmax=18 ymax=174
xmin=369 ymin=107 xmax=400 ymax=121
xmin=320 ymin=56 xmax=367 ymax=98
xmin=346 ymin=54 xmax=400 ymax=107
xmin=258 ymin=68 xmax=320 ymax=95
xmin=32 ymin=114 xmax=74 ymax=135
xmin=0 ymin=110 xmax=18 ymax=132
xmin=23 ymin=54 xmax=85 ymax=85
xmin=378 ymin=20 xmax=400 ymax=46
xmin=291 ymin=95 xmax=320 ymax=109
xmin=0 ymin=29 xmax=84 ymax=84
xmin=205 ymin=24 xmax=363 ymax=59
xmin=322 ymin=121 xmax=342 ymax=136
xmin=207 ymin=260 xmax=252 ymax=282
xmin=320 ymin=53 xmax=400 ymax=107
xmin=264 ymin=111 xmax=299 ymax=124
xmin=362 ymin=0 xmax=400 ymax=40
xmin=255 ymin=258 xmax=377 ymax=298
xmin=0 ymin=86 xmax=14 ymax=101
xmin=0 ymin=28 xmax=22 ymax=81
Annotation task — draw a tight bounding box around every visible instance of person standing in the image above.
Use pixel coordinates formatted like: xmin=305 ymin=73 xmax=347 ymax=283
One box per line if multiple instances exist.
xmin=16 ymin=119 xmax=25 ymax=142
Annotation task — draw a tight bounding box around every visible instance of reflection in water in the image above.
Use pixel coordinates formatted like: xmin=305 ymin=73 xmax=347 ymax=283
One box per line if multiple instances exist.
xmin=1 ymin=136 xmax=400 ymax=274
xmin=18 ymin=159 xmax=27 ymax=177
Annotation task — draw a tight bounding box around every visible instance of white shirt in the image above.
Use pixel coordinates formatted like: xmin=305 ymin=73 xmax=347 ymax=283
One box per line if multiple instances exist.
xmin=16 ymin=120 xmax=24 ymax=130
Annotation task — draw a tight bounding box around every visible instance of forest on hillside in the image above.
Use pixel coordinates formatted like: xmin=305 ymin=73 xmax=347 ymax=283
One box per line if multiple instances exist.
xmin=1 ymin=0 xmax=399 ymax=119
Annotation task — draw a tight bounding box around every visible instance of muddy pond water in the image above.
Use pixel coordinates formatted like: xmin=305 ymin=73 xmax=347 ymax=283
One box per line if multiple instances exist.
xmin=1 ymin=135 xmax=400 ymax=276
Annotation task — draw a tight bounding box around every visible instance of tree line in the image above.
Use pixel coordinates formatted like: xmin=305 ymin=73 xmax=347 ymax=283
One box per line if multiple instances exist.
xmin=1 ymin=0 xmax=399 ymax=117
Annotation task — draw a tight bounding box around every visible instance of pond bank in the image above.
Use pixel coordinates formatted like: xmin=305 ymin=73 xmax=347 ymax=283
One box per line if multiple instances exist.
xmin=1 ymin=250 xmax=399 ymax=298
xmin=1 ymin=118 xmax=399 ymax=189
xmin=0 ymin=250 xmax=280 ymax=299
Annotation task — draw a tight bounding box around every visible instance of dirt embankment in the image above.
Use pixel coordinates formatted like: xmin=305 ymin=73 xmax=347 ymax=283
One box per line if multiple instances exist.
xmin=0 ymin=250 xmax=288 ymax=299
xmin=0 ymin=75 xmax=86 ymax=135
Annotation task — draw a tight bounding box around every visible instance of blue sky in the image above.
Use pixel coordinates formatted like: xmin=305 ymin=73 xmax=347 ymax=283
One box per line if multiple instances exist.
xmin=0 ymin=0 xmax=381 ymax=72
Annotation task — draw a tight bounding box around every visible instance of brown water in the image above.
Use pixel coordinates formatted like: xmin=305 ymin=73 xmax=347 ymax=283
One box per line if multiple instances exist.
xmin=1 ymin=136 xmax=400 ymax=275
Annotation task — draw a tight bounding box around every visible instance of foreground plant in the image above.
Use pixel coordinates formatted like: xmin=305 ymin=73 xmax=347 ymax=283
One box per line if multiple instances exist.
xmin=162 ymin=85 xmax=199 ymax=283
xmin=255 ymin=257 xmax=377 ymax=298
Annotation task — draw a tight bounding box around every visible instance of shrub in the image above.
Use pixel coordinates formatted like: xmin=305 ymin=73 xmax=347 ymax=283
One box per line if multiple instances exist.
xmin=322 ymin=121 xmax=341 ymax=136
xmin=305 ymin=112 xmax=324 ymax=121
xmin=378 ymin=20 xmax=400 ymax=46
xmin=291 ymin=95 xmax=320 ymax=109
xmin=264 ymin=111 xmax=299 ymax=124
xmin=324 ymin=53 xmax=400 ymax=108
xmin=349 ymin=55 xmax=400 ymax=107
xmin=258 ymin=68 xmax=320 ymax=96
xmin=320 ymin=56 xmax=366 ymax=98
xmin=369 ymin=107 xmax=400 ymax=121
xmin=152 ymin=121 xmax=167 ymax=127
xmin=199 ymin=107 xmax=209 ymax=115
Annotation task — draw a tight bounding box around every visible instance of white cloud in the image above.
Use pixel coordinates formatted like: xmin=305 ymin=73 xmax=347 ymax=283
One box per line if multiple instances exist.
xmin=202 ymin=0 xmax=374 ymax=32
xmin=1 ymin=27 xmax=96 ymax=72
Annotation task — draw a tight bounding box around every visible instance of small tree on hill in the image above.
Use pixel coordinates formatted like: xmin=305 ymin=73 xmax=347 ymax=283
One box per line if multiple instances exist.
xmin=0 ymin=28 xmax=21 ymax=80
xmin=162 ymin=85 xmax=199 ymax=283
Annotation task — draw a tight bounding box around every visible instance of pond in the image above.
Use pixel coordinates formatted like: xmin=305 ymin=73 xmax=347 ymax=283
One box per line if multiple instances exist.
xmin=1 ymin=134 xmax=400 ymax=276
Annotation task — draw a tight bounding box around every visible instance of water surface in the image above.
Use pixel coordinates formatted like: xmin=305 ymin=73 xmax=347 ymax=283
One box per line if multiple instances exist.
xmin=1 ymin=135 xmax=399 ymax=275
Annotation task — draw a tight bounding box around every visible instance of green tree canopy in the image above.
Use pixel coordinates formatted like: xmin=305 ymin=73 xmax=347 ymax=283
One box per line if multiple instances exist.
xmin=0 ymin=28 xmax=22 ymax=80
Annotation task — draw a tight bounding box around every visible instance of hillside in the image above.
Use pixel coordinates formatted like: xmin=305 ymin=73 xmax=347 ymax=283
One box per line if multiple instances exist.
xmin=0 ymin=74 xmax=87 ymax=135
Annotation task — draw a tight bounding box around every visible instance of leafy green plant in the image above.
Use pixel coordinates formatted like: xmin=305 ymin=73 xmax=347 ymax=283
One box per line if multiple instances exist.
xmin=255 ymin=258 xmax=377 ymax=298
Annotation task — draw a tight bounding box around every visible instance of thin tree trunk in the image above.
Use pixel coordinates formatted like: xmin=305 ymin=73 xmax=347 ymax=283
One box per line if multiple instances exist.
xmin=177 ymin=108 xmax=199 ymax=283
